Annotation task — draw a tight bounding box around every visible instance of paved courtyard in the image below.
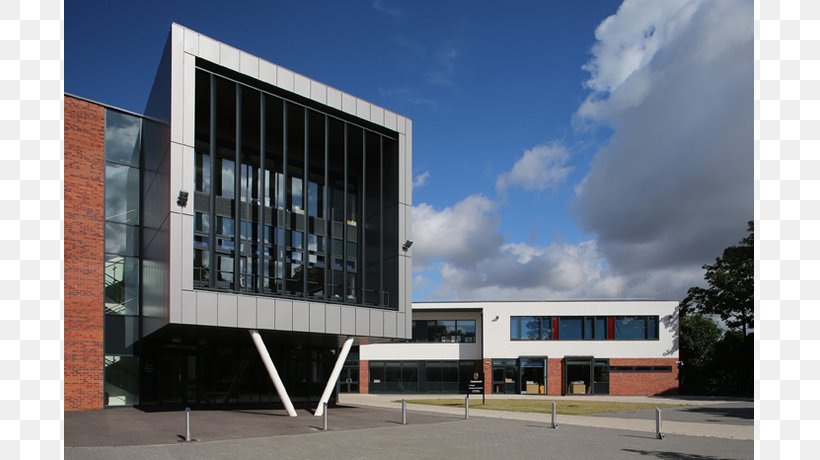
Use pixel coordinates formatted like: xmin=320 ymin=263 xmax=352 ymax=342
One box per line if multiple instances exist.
xmin=66 ymin=396 xmax=753 ymax=460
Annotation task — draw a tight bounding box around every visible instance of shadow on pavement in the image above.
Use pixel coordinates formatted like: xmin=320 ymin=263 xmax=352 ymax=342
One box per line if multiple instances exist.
xmin=622 ymin=448 xmax=739 ymax=460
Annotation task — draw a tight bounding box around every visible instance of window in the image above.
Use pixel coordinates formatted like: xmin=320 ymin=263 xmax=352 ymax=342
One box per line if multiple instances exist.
xmin=559 ymin=317 xmax=583 ymax=340
xmin=510 ymin=316 xmax=552 ymax=340
xmin=614 ymin=316 xmax=659 ymax=340
xmin=191 ymin=68 xmax=399 ymax=309
xmin=411 ymin=319 xmax=476 ymax=343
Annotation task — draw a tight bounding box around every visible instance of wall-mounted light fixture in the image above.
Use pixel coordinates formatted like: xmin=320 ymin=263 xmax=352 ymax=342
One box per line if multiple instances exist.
xmin=491 ymin=315 xmax=499 ymax=322
xmin=177 ymin=190 xmax=189 ymax=207
xmin=402 ymin=240 xmax=414 ymax=252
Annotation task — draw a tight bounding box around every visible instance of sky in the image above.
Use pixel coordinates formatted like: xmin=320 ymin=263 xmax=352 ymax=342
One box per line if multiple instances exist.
xmin=66 ymin=0 xmax=752 ymax=302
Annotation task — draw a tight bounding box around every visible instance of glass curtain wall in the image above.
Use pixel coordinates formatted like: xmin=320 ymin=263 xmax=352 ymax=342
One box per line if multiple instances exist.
xmin=193 ymin=68 xmax=398 ymax=309
xmin=103 ymin=109 xmax=142 ymax=406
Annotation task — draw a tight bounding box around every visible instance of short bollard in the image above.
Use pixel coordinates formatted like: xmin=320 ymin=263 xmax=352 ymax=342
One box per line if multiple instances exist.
xmin=464 ymin=395 xmax=469 ymax=420
xmin=551 ymin=401 xmax=558 ymax=430
xmin=655 ymin=407 xmax=665 ymax=440
xmin=185 ymin=407 xmax=191 ymax=442
xmin=401 ymin=399 xmax=407 ymax=425
xmin=323 ymin=402 xmax=328 ymax=431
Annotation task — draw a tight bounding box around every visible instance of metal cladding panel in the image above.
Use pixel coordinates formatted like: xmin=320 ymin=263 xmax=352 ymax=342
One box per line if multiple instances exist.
xmin=181 ymin=290 xmax=196 ymax=324
xmin=326 ymin=88 xmax=342 ymax=110
xmin=356 ymin=308 xmax=370 ymax=336
xmin=294 ymin=74 xmax=310 ymax=98
xmin=309 ymin=303 xmax=325 ymax=333
xmin=383 ymin=311 xmax=396 ymax=337
xmin=325 ymin=304 xmax=341 ymax=334
xmin=257 ymin=297 xmax=275 ymax=329
xmin=182 ymin=53 xmax=196 ymax=148
xmin=259 ymin=60 xmax=278 ymax=86
xmin=183 ymin=27 xmax=198 ymax=54
xmin=217 ymin=293 xmax=238 ymax=327
xmin=238 ymin=296 xmax=257 ymax=328
xmin=239 ymin=51 xmax=259 ymax=79
xmin=292 ymin=301 xmax=310 ymax=332
xmin=196 ymin=291 xmax=218 ymax=326
xmin=218 ymin=43 xmax=240 ymax=72
xmin=341 ymin=306 xmax=356 ymax=335
xmin=275 ymin=299 xmax=294 ymax=331
xmin=277 ymin=67 xmax=294 ymax=92
xmin=181 ymin=214 xmax=193 ymax=291
xmin=197 ymin=34 xmax=219 ymax=63
xmin=310 ymin=81 xmax=327 ymax=105
xmin=370 ymin=310 xmax=384 ymax=337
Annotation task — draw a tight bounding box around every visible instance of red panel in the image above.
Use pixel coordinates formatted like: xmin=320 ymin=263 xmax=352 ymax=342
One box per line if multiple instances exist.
xmin=553 ymin=317 xmax=559 ymax=340
xmin=608 ymin=316 xmax=615 ymax=339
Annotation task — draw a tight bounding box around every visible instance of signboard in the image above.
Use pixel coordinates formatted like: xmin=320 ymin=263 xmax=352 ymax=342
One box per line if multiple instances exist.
xmin=468 ymin=371 xmax=484 ymax=395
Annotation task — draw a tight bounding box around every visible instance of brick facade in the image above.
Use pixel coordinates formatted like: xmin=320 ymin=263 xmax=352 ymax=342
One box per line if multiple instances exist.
xmin=482 ymin=359 xmax=492 ymax=394
xmin=64 ymin=95 xmax=106 ymax=411
xmin=546 ymin=358 xmax=563 ymax=395
xmin=359 ymin=360 xmax=369 ymax=394
xmin=608 ymin=358 xmax=679 ymax=396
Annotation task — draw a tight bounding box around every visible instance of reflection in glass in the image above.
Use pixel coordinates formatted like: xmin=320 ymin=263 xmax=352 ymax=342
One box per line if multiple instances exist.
xmin=104 ymin=255 xmax=139 ymax=315
xmin=105 ymin=164 xmax=140 ymax=224
xmin=104 ymin=355 xmax=139 ymax=406
xmin=105 ymin=110 xmax=141 ymax=166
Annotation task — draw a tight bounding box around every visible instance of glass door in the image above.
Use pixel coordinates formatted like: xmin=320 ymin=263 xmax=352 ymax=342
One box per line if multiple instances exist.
xmin=338 ymin=366 xmax=359 ymax=393
xmin=593 ymin=359 xmax=610 ymax=394
xmin=519 ymin=357 xmax=547 ymax=395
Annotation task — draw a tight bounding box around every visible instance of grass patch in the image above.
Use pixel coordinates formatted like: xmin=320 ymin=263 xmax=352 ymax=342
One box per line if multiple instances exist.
xmin=396 ymin=399 xmax=682 ymax=416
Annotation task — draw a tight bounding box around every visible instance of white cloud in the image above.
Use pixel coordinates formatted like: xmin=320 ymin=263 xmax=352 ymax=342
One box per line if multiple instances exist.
xmin=496 ymin=144 xmax=572 ymax=195
xmin=413 ymin=171 xmax=431 ymax=188
xmin=574 ymin=0 xmax=752 ymax=296
xmin=372 ymin=0 xmax=403 ymax=18
xmin=411 ymin=195 xmax=501 ymax=270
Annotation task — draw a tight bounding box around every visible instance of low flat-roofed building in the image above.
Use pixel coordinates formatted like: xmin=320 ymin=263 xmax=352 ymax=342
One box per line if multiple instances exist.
xmin=358 ymin=300 xmax=680 ymax=396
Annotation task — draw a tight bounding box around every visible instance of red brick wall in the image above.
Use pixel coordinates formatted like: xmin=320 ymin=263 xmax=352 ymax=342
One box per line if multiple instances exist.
xmin=547 ymin=358 xmax=563 ymax=395
xmin=64 ymin=95 xmax=105 ymax=411
xmin=483 ymin=359 xmax=492 ymax=394
xmin=608 ymin=358 xmax=679 ymax=396
xmin=359 ymin=360 xmax=369 ymax=394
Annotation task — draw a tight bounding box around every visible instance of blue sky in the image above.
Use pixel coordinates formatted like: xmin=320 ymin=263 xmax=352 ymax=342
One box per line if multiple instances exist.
xmin=67 ymin=0 xmax=752 ymax=302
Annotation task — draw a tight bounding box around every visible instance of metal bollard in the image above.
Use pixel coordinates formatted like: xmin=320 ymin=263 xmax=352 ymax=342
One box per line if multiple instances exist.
xmin=401 ymin=399 xmax=407 ymax=425
xmin=323 ymin=402 xmax=328 ymax=431
xmin=185 ymin=407 xmax=191 ymax=442
xmin=655 ymin=408 xmax=665 ymax=440
xmin=464 ymin=395 xmax=469 ymax=420
xmin=551 ymin=401 xmax=558 ymax=429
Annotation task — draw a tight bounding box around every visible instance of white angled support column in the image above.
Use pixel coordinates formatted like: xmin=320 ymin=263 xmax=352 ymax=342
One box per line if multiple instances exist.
xmin=249 ymin=329 xmax=297 ymax=417
xmin=314 ymin=337 xmax=354 ymax=416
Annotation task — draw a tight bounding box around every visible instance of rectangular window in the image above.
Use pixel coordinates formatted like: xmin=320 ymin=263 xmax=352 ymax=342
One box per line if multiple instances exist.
xmin=614 ymin=316 xmax=660 ymax=340
xmin=510 ymin=317 xmax=521 ymax=340
xmin=559 ymin=317 xmax=584 ymax=340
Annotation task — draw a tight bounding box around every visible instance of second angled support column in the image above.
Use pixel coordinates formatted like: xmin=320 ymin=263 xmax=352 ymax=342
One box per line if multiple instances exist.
xmin=249 ymin=329 xmax=297 ymax=417
xmin=314 ymin=337 xmax=355 ymax=416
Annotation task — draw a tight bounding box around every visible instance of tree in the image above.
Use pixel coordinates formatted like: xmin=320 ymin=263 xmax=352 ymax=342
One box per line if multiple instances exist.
xmin=681 ymin=221 xmax=753 ymax=335
xmin=678 ymin=313 xmax=721 ymax=394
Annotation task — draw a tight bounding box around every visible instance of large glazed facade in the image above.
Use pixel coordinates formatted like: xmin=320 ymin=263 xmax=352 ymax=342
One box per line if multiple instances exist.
xmin=358 ymin=301 xmax=680 ymax=396
xmin=65 ymin=23 xmax=413 ymax=411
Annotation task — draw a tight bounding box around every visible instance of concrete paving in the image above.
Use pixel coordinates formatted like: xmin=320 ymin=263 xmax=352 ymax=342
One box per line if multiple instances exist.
xmin=66 ymin=416 xmax=752 ymax=460
xmin=65 ymin=405 xmax=459 ymax=447
xmin=342 ymin=394 xmax=754 ymax=440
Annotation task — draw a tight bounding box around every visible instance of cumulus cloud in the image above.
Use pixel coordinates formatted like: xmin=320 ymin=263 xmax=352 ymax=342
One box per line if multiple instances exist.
xmin=573 ymin=0 xmax=753 ymax=297
xmin=496 ymin=144 xmax=572 ymax=195
xmin=412 ymin=195 xmax=629 ymax=300
xmin=413 ymin=171 xmax=431 ymax=188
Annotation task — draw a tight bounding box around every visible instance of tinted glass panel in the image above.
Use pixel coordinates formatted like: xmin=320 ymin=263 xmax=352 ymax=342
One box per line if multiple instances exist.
xmin=105 ymin=164 xmax=140 ymax=224
xmin=104 ymin=355 xmax=139 ymax=406
xmin=521 ymin=316 xmax=540 ymax=340
xmin=615 ymin=316 xmax=647 ymax=340
xmin=104 ymin=255 xmax=139 ymax=315
xmin=103 ymin=315 xmax=139 ymax=354
xmin=105 ymin=110 xmax=141 ymax=166
xmin=104 ymin=222 xmax=138 ymax=256
xmin=559 ymin=317 xmax=583 ymax=340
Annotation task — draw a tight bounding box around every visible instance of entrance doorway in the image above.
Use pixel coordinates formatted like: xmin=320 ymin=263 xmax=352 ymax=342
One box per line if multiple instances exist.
xmin=338 ymin=366 xmax=359 ymax=393
xmin=491 ymin=359 xmax=518 ymax=394
xmin=519 ymin=357 xmax=547 ymax=395
xmin=563 ymin=357 xmax=609 ymax=395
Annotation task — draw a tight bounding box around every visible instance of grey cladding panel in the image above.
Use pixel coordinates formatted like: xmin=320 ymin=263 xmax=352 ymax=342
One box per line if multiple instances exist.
xmin=309 ymin=303 xmax=325 ymax=333
xmin=356 ymin=309 xmax=370 ymax=335
xmin=275 ymin=299 xmax=293 ymax=331
xmin=370 ymin=310 xmax=384 ymax=337
xmin=181 ymin=290 xmax=196 ymax=324
xmin=341 ymin=307 xmax=356 ymax=335
xmin=383 ymin=311 xmax=397 ymax=338
xmin=238 ymin=296 xmax=256 ymax=328
xmin=257 ymin=297 xmax=275 ymax=329
xmin=218 ymin=294 xmax=238 ymax=327
xmin=197 ymin=291 xmax=218 ymax=326
xmin=326 ymin=304 xmax=341 ymax=334
xmin=292 ymin=301 xmax=309 ymax=332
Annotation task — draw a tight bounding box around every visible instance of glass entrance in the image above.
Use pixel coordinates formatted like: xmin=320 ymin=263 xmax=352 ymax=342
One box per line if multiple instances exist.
xmin=563 ymin=357 xmax=610 ymax=395
xmin=491 ymin=359 xmax=518 ymax=394
xmin=338 ymin=366 xmax=359 ymax=393
xmin=519 ymin=357 xmax=547 ymax=395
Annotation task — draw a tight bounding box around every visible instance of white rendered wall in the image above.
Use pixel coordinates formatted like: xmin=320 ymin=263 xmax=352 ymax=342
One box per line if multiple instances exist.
xmin=166 ymin=23 xmax=412 ymax=339
xmin=360 ymin=311 xmax=482 ymax=361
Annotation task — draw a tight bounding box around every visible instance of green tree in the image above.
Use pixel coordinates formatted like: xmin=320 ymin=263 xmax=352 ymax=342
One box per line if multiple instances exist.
xmin=681 ymin=221 xmax=753 ymax=335
xmin=678 ymin=313 xmax=721 ymax=394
